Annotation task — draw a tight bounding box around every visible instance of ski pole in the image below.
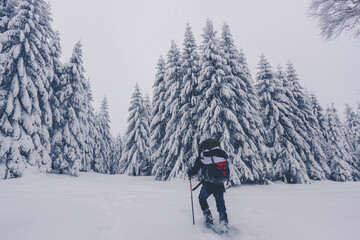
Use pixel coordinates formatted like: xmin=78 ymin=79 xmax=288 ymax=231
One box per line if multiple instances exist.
xmin=189 ymin=178 xmax=195 ymax=225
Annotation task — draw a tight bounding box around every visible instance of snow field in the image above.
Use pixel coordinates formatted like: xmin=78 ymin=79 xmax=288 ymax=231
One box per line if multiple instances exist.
xmin=0 ymin=172 xmax=359 ymax=240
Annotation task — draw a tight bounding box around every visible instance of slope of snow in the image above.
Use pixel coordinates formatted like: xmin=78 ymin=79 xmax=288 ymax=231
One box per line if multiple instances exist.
xmin=0 ymin=172 xmax=359 ymax=240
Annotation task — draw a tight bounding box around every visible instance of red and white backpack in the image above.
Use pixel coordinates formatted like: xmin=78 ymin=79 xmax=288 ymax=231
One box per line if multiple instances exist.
xmin=200 ymin=147 xmax=230 ymax=184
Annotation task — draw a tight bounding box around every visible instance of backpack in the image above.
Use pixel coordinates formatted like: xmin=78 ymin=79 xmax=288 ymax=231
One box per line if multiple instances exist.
xmin=199 ymin=139 xmax=230 ymax=184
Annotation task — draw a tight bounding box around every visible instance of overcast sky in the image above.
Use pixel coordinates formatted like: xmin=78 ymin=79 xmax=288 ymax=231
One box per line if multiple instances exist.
xmin=49 ymin=0 xmax=360 ymax=136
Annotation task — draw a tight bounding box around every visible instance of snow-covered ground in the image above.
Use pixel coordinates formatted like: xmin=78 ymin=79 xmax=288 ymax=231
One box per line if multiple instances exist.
xmin=0 ymin=173 xmax=359 ymax=240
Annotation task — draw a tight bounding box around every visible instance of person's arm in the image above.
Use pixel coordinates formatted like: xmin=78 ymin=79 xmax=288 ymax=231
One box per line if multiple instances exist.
xmin=187 ymin=157 xmax=202 ymax=177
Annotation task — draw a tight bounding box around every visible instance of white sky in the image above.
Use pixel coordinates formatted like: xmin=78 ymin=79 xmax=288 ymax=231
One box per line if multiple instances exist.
xmin=49 ymin=0 xmax=360 ymax=136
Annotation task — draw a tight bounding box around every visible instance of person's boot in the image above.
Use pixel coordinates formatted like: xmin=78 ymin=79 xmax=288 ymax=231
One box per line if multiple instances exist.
xmin=219 ymin=211 xmax=229 ymax=232
xmin=203 ymin=209 xmax=214 ymax=228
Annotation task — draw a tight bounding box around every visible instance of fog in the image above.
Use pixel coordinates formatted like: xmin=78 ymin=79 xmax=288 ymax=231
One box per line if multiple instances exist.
xmin=49 ymin=0 xmax=360 ymax=135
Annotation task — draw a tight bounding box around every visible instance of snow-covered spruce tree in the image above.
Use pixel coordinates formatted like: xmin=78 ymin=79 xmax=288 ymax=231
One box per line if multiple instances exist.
xmin=120 ymin=84 xmax=151 ymax=176
xmin=152 ymin=41 xmax=183 ymax=180
xmin=220 ymin=23 xmax=271 ymax=184
xmin=1 ymin=0 xmax=10 ymax=33
xmin=84 ymin=78 xmax=100 ymax=172
xmin=51 ymin=41 xmax=91 ymax=176
xmin=48 ymin=31 xmax=65 ymax=171
xmin=344 ymin=104 xmax=360 ymax=164
xmin=150 ymin=56 xmax=167 ymax=170
xmin=92 ymin=108 xmax=105 ymax=174
xmin=48 ymin=31 xmax=63 ymax=95
xmin=306 ymin=90 xmax=332 ymax=174
xmin=238 ymin=48 xmax=252 ymax=81
xmin=255 ymin=58 xmax=310 ymax=183
xmin=0 ymin=0 xmax=56 ymax=178
xmin=324 ymin=104 xmax=359 ymax=181
xmin=143 ymin=92 xmax=152 ymax=169
xmin=238 ymin=49 xmax=260 ymax=112
xmin=284 ymin=62 xmax=330 ymax=180
xmin=344 ymin=104 xmax=360 ymax=145
xmin=144 ymin=93 xmax=152 ymax=135
xmin=111 ymin=134 xmax=123 ymax=174
xmin=0 ymin=0 xmax=19 ymax=34
xmin=0 ymin=0 xmax=19 ymax=178
xmin=95 ymin=96 xmax=113 ymax=174
xmin=160 ymin=24 xmax=199 ymax=180
xmin=0 ymin=0 xmax=8 ymax=33
xmin=222 ymin=23 xmax=257 ymax=111
xmin=308 ymin=91 xmax=328 ymax=142
xmin=170 ymin=23 xmax=201 ymax=180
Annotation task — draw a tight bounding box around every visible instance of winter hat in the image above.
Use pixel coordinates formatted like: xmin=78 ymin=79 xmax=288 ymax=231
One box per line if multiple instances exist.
xmin=198 ymin=138 xmax=220 ymax=154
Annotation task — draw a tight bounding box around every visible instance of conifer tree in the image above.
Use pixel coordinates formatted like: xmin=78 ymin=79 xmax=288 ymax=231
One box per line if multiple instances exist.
xmin=284 ymin=62 xmax=330 ymax=180
xmin=144 ymin=93 xmax=152 ymax=134
xmin=68 ymin=43 xmax=94 ymax=173
xmin=195 ymin=19 xmax=232 ymax=149
xmin=256 ymin=58 xmax=309 ymax=183
xmin=238 ymin=48 xmax=260 ymax=113
xmin=144 ymin=93 xmax=151 ymax=117
xmin=95 ymin=96 xmax=113 ymax=174
xmin=308 ymin=91 xmax=328 ymax=141
xmin=111 ymin=134 xmax=123 ymax=174
xmin=152 ymin=41 xmax=182 ymax=180
xmin=48 ymin=31 xmax=63 ymax=93
xmin=48 ymin=31 xmax=65 ymax=172
xmin=324 ymin=104 xmax=359 ymax=181
xmin=220 ymin=23 xmax=271 ymax=184
xmin=150 ymin=56 xmax=167 ymax=169
xmin=51 ymin=42 xmax=89 ymax=176
xmin=306 ymin=91 xmax=332 ymax=173
xmin=81 ymin=78 xmax=98 ymax=172
xmin=344 ymin=104 xmax=360 ymax=164
xmin=157 ymin=24 xmax=201 ymax=180
xmin=0 ymin=0 xmax=55 ymax=178
xmin=120 ymin=84 xmax=151 ymax=176
xmin=92 ymin=117 xmax=104 ymax=173
xmin=0 ymin=0 xmax=19 ymax=34
xmin=238 ymin=49 xmax=252 ymax=82
xmin=172 ymin=23 xmax=201 ymax=180
xmin=196 ymin=20 xmax=240 ymax=182
xmin=143 ymin=93 xmax=152 ymax=168
xmin=0 ymin=0 xmax=8 ymax=33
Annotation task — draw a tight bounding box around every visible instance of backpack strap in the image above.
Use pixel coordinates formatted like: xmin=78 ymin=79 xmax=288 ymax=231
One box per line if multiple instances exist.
xmin=203 ymin=149 xmax=228 ymax=158
xmin=210 ymin=155 xmax=215 ymax=164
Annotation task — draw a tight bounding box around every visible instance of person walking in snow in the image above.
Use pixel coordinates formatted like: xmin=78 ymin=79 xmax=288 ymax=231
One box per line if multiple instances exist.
xmin=187 ymin=138 xmax=230 ymax=230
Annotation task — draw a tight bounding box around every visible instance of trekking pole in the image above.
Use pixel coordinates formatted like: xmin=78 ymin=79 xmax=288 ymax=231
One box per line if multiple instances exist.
xmin=189 ymin=178 xmax=195 ymax=225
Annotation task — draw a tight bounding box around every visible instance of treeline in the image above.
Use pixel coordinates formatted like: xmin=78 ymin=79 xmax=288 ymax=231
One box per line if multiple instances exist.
xmin=0 ymin=0 xmax=115 ymax=178
xmin=119 ymin=20 xmax=360 ymax=184
xmin=1 ymin=0 xmax=359 ymax=184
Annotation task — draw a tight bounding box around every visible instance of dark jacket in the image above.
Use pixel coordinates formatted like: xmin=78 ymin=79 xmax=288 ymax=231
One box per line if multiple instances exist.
xmin=188 ymin=157 xmax=225 ymax=195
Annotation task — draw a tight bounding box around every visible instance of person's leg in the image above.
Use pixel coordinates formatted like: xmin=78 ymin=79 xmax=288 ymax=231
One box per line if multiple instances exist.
xmin=214 ymin=193 xmax=228 ymax=225
xmin=213 ymin=193 xmax=226 ymax=213
xmin=199 ymin=185 xmax=211 ymax=210
xmin=199 ymin=185 xmax=213 ymax=226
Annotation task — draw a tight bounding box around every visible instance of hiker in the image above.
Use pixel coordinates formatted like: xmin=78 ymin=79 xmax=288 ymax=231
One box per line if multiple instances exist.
xmin=187 ymin=138 xmax=229 ymax=229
